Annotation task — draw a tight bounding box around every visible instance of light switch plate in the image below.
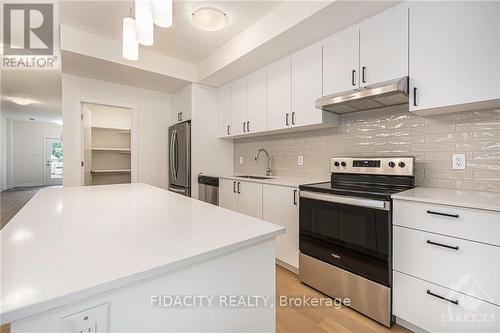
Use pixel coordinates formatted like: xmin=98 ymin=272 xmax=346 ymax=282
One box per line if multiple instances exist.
xmin=60 ymin=303 xmax=109 ymax=333
xmin=298 ymin=155 xmax=304 ymax=166
xmin=239 ymin=156 xmax=243 ymax=164
xmin=452 ymin=153 xmax=466 ymax=170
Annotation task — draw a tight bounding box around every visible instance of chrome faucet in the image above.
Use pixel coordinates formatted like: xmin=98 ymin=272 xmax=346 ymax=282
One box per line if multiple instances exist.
xmin=255 ymin=148 xmax=272 ymax=176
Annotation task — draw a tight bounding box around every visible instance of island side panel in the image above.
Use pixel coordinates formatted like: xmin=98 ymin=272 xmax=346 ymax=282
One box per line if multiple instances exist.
xmin=11 ymin=239 xmax=276 ymax=333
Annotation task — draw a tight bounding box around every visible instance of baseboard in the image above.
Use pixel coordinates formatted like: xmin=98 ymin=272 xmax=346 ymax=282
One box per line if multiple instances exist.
xmin=276 ymin=259 xmax=298 ymax=275
xmin=395 ymin=316 xmax=428 ymax=333
xmin=12 ymin=183 xmax=45 ymax=188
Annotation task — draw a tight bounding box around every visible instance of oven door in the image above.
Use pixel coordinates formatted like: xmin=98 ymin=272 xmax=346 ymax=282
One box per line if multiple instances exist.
xmin=299 ymin=191 xmax=391 ymax=286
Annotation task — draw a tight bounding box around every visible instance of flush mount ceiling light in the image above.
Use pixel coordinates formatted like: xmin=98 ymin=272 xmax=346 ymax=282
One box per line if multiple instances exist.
xmin=135 ymin=0 xmax=154 ymax=46
xmin=10 ymin=97 xmax=36 ymax=105
xmin=192 ymin=7 xmax=228 ymax=32
xmin=152 ymin=0 xmax=172 ymax=28
xmin=123 ymin=14 xmax=139 ymax=61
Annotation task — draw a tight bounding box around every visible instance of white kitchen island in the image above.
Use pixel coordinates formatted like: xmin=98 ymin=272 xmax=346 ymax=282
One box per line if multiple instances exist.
xmin=0 ymin=183 xmax=284 ymax=332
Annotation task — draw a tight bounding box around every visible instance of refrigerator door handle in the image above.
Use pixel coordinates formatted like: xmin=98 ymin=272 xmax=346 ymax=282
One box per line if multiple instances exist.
xmin=174 ymin=130 xmax=179 ymax=179
xmin=170 ymin=130 xmax=175 ymax=179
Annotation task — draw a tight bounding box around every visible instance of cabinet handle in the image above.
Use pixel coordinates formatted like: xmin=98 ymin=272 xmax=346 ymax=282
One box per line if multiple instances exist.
xmin=247 ymin=121 xmax=250 ymax=132
xmin=413 ymin=87 xmax=418 ymax=107
xmin=426 ymin=290 xmax=459 ymax=305
xmin=351 ymin=69 xmax=356 ymax=86
xmin=293 ymin=190 xmax=297 ymax=205
xmin=233 ymin=181 xmax=236 ymax=193
xmin=427 ymin=210 xmax=459 ymax=218
xmin=237 ymin=182 xmax=241 ymax=194
xmin=243 ymin=122 xmax=246 ymax=133
xmin=285 ymin=113 xmax=289 ymax=126
xmin=362 ymin=66 xmax=366 ymax=83
xmin=291 ymin=112 xmax=296 ymax=125
xmin=179 ymin=112 xmax=182 ymax=121
xmin=426 ymin=240 xmax=459 ymax=251
xmin=227 ymin=125 xmax=230 ymax=136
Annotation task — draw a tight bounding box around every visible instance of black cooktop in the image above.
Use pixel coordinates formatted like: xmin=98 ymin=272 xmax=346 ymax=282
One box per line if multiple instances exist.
xmin=299 ymin=173 xmax=415 ymax=201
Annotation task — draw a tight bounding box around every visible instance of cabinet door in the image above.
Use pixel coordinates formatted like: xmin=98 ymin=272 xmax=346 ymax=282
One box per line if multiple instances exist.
xmin=247 ymin=70 xmax=267 ymax=133
xmin=291 ymin=43 xmax=323 ymax=127
xmin=237 ymin=181 xmax=263 ymax=219
xmin=172 ymin=86 xmax=191 ymax=123
xmin=409 ymin=1 xmax=499 ymax=113
xmin=359 ymin=4 xmax=408 ymax=86
xmin=231 ymin=78 xmax=247 ymax=136
xmin=263 ymin=185 xmax=299 ymax=269
xmin=219 ymin=179 xmax=237 ymax=211
xmin=323 ymin=26 xmax=359 ymax=95
xmin=218 ymin=85 xmax=232 ymax=137
xmin=267 ymin=57 xmax=292 ymax=131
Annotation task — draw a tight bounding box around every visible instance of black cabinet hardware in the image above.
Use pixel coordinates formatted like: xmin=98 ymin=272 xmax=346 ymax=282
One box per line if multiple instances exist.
xmin=413 ymin=87 xmax=418 ymax=106
xmin=362 ymin=66 xmax=366 ymax=83
xmin=293 ymin=190 xmax=297 ymax=205
xmin=351 ymin=70 xmax=356 ymax=86
xmin=237 ymin=182 xmax=241 ymax=194
xmin=227 ymin=125 xmax=230 ymax=136
xmin=426 ymin=240 xmax=459 ymax=251
xmin=286 ymin=113 xmax=289 ymax=126
xmin=243 ymin=122 xmax=246 ymax=133
xmin=427 ymin=210 xmax=459 ymax=218
xmin=426 ymin=290 xmax=459 ymax=305
xmin=247 ymin=121 xmax=250 ymax=132
xmin=291 ymin=112 xmax=296 ymax=125
xmin=233 ymin=181 xmax=236 ymax=193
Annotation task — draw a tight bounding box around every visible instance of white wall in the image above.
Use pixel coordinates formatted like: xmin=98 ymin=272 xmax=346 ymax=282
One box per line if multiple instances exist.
xmin=0 ymin=117 xmax=13 ymax=191
xmin=191 ymin=85 xmax=233 ymax=199
xmin=11 ymin=120 xmax=62 ymax=187
xmin=84 ymin=103 xmax=132 ymax=129
xmin=62 ymin=74 xmax=172 ymax=188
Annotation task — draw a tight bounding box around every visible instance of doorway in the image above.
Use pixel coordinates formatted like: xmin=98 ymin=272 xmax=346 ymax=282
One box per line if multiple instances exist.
xmin=45 ymin=137 xmax=63 ymax=186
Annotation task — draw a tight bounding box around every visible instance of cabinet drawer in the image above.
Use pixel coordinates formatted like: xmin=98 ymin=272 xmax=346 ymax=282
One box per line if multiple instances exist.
xmin=394 ymin=226 xmax=500 ymax=305
xmin=394 ymin=271 xmax=500 ymax=332
xmin=393 ymin=200 xmax=500 ymax=246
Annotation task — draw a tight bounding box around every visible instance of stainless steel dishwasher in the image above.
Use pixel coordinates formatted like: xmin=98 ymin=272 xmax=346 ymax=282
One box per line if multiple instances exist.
xmin=198 ymin=175 xmax=219 ymax=205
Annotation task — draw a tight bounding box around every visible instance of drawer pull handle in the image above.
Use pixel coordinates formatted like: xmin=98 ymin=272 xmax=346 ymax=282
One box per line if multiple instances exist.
xmin=426 ymin=290 xmax=459 ymax=305
xmin=426 ymin=240 xmax=459 ymax=251
xmin=427 ymin=210 xmax=459 ymax=218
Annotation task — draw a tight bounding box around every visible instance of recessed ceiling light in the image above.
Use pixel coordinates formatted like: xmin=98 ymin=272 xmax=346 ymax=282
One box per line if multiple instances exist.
xmin=192 ymin=7 xmax=228 ymax=32
xmin=10 ymin=97 xmax=36 ymax=105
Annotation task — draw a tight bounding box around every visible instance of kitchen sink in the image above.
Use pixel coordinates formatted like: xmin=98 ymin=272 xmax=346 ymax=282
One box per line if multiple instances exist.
xmin=235 ymin=175 xmax=274 ymax=180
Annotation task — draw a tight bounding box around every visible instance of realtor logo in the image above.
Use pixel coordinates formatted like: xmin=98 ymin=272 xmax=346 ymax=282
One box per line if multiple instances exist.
xmin=3 ymin=3 xmax=53 ymax=55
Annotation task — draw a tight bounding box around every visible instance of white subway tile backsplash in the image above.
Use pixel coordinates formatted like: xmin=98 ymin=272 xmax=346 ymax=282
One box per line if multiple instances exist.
xmin=234 ymin=106 xmax=500 ymax=192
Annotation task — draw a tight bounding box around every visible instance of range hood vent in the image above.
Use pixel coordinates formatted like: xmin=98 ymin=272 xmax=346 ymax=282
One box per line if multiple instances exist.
xmin=316 ymin=77 xmax=409 ymax=114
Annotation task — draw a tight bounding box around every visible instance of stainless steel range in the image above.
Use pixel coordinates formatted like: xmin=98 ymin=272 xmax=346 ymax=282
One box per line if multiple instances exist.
xmin=298 ymin=157 xmax=415 ymax=327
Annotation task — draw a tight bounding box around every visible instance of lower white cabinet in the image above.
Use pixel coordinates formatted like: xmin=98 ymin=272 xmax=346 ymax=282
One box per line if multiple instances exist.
xmin=218 ymin=179 xmax=262 ymax=219
xmin=262 ymin=185 xmax=299 ymax=270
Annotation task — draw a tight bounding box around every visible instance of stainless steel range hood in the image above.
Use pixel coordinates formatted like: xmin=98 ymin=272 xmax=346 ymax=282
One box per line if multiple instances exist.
xmin=316 ymin=77 xmax=409 ymax=114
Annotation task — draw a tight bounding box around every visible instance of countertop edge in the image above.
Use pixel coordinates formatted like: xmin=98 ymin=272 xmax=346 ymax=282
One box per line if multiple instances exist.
xmin=200 ymin=174 xmax=322 ymax=188
xmin=0 ymin=228 xmax=284 ymax=325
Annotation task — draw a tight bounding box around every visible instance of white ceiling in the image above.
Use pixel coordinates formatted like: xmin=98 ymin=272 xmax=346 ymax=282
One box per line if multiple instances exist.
xmin=60 ymin=1 xmax=281 ymax=64
xmin=1 ymin=70 xmax=62 ymax=123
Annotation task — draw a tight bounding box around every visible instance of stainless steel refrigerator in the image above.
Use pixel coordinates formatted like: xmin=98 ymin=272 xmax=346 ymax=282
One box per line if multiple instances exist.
xmin=168 ymin=121 xmax=191 ymax=197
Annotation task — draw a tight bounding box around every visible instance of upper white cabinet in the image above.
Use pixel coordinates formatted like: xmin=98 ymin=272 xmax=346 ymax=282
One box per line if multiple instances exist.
xmin=267 ymin=57 xmax=292 ymax=131
xmin=409 ymin=1 xmax=500 ymax=115
xmin=358 ymin=4 xmax=408 ymax=86
xmin=323 ymin=4 xmax=408 ymax=96
xmin=218 ymin=85 xmax=232 ymax=137
xmin=263 ymin=185 xmax=299 ymax=270
xmin=231 ymin=78 xmax=247 ymax=136
xmin=323 ymin=26 xmax=359 ymax=96
xmin=172 ymin=85 xmax=192 ymax=124
xmin=246 ymin=70 xmax=267 ymax=133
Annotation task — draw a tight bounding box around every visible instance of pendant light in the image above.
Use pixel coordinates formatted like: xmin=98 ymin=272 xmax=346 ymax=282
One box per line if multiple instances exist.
xmin=122 ymin=8 xmax=139 ymax=61
xmin=135 ymin=0 xmax=154 ymax=46
xmin=152 ymin=0 xmax=172 ymax=28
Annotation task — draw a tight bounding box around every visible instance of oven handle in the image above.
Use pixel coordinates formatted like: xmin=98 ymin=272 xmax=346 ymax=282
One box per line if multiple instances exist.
xmin=299 ymin=191 xmax=390 ymax=211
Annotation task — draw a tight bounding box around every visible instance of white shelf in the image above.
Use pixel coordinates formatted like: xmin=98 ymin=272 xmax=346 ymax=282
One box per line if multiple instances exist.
xmin=91 ymin=169 xmax=131 ymax=174
xmin=92 ymin=126 xmax=131 ymax=133
xmin=92 ymin=148 xmax=131 ymax=153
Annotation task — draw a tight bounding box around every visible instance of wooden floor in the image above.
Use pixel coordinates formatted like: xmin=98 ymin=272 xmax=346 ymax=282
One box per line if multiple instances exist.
xmin=276 ymin=265 xmax=411 ymax=333
xmin=0 ymin=186 xmax=47 ymax=229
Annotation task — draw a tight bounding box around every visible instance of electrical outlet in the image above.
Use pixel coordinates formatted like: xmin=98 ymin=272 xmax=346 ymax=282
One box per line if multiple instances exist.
xmin=60 ymin=304 xmax=108 ymax=333
xmin=239 ymin=156 xmax=244 ymax=164
xmin=452 ymin=153 xmax=466 ymax=170
xmin=298 ymin=155 xmax=304 ymax=166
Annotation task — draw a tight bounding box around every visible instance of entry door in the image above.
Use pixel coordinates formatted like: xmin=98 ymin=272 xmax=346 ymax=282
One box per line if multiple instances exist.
xmin=45 ymin=138 xmax=63 ymax=185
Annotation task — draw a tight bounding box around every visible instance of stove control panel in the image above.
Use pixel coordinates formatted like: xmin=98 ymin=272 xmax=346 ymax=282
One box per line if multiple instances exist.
xmin=331 ymin=157 xmax=414 ymax=176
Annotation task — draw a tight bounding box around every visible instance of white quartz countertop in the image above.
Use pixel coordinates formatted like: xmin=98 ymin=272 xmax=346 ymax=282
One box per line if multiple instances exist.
xmin=201 ymin=173 xmax=324 ymax=188
xmin=0 ymin=183 xmax=284 ymax=324
xmin=392 ymin=187 xmax=500 ymax=212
